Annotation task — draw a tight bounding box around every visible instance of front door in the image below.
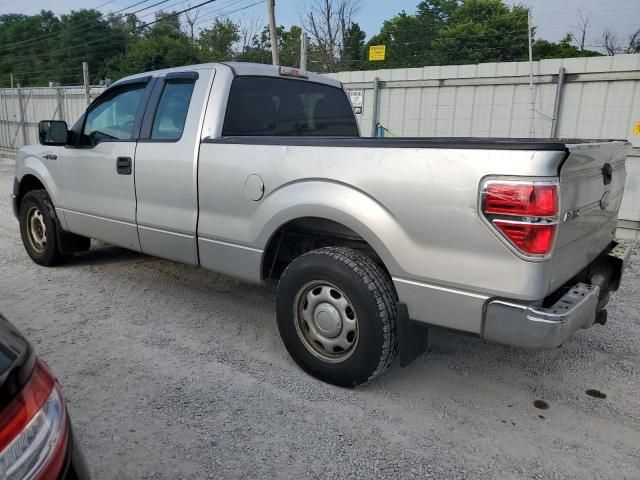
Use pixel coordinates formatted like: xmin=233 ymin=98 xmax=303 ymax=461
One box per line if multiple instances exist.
xmin=59 ymin=80 xmax=151 ymax=251
xmin=134 ymin=70 xmax=211 ymax=264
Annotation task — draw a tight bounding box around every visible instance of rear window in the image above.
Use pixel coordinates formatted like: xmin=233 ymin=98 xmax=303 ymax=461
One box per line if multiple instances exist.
xmin=222 ymin=76 xmax=358 ymax=137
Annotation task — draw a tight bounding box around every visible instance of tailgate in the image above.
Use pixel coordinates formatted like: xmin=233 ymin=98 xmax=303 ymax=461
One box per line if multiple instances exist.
xmin=549 ymin=140 xmax=630 ymax=292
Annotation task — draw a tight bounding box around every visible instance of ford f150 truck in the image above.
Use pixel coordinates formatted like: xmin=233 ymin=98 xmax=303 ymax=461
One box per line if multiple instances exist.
xmin=11 ymin=62 xmax=632 ymax=387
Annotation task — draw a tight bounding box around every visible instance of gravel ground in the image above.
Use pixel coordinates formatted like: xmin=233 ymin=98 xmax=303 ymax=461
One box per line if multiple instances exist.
xmin=1 ymin=156 xmax=639 ymax=480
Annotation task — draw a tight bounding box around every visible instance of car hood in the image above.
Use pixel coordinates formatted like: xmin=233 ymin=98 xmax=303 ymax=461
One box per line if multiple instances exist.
xmin=0 ymin=314 xmax=35 ymax=410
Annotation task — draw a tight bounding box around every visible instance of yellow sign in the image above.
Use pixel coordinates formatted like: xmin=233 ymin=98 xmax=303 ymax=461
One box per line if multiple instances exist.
xmin=369 ymin=45 xmax=386 ymax=61
xmin=633 ymin=121 xmax=640 ymax=136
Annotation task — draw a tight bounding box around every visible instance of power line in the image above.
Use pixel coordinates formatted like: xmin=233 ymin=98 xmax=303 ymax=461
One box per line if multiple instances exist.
xmin=193 ymin=0 xmax=265 ymax=27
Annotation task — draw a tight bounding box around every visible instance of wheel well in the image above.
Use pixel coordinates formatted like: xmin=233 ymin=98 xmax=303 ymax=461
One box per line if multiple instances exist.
xmin=262 ymin=217 xmax=389 ymax=281
xmin=16 ymin=175 xmax=46 ymax=211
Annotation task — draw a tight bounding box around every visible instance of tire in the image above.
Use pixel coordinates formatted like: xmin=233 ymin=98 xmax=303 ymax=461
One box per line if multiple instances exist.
xmin=19 ymin=189 xmax=68 ymax=266
xmin=276 ymin=246 xmax=398 ymax=387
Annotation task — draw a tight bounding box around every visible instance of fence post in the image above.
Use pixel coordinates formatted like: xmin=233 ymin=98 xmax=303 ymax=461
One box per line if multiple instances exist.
xmin=83 ymin=62 xmax=90 ymax=106
xmin=56 ymin=88 xmax=65 ymax=121
xmin=300 ymin=31 xmax=308 ymax=70
xmin=550 ymin=67 xmax=566 ymax=139
xmin=17 ymin=85 xmax=27 ymax=147
xmin=370 ymin=77 xmax=380 ymax=137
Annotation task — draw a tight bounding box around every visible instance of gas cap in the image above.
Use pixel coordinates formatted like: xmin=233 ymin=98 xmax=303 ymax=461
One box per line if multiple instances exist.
xmin=245 ymin=174 xmax=265 ymax=201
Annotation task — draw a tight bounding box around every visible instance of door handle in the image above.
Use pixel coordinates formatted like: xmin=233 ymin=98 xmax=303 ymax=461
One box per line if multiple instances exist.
xmin=116 ymin=156 xmax=132 ymax=175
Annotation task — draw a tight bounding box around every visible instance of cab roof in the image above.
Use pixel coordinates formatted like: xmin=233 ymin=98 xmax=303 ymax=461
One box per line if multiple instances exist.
xmin=112 ymin=62 xmax=343 ymax=89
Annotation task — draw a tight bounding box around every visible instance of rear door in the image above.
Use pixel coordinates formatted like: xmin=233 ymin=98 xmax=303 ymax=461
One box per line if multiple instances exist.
xmin=134 ymin=70 xmax=213 ymax=265
xmin=550 ymin=141 xmax=630 ymax=291
xmin=60 ymin=78 xmax=153 ymax=251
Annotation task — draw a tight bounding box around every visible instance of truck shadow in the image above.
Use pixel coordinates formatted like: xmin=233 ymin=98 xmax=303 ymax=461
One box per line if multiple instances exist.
xmin=66 ymin=243 xmax=147 ymax=266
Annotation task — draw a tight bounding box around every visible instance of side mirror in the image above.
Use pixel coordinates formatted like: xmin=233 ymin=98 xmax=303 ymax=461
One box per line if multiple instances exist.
xmin=38 ymin=120 xmax=68 ymax=146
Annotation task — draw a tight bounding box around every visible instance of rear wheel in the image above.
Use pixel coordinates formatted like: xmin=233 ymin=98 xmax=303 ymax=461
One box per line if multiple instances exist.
xmin=19 ymin=189 xmax=68 ymax=266
xmin=276 ymin=247 xmax=398 ymax=387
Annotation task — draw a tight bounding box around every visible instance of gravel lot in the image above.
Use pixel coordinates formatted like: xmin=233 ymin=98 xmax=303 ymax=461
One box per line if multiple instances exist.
xmin=1 ymin=156 xmax=639 ymax=479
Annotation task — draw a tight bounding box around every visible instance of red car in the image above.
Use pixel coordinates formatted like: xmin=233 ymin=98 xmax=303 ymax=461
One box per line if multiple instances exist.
xmin=0 ymin=314 xmax=89 ymax=479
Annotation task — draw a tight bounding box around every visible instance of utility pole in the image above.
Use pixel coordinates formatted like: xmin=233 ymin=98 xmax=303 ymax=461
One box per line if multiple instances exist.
xmin=300 ymin=31 xmax=308 ymax=70
xmin=82 ymin=62 xmax=90 ymax=106
xmin=16 ymin=84 xmax=27 ymax=147
xmin=10 ymin=73 xmax=13 ymax=89
xmin=527 ymin=9 xmax=535 ymax=137
xmin=267 ymin=0 xmax=279 ymax=66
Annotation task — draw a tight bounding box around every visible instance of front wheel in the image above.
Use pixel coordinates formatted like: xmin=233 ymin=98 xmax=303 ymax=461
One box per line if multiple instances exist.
xmin=19 ymin=189 xmax=68 ymax=266
xmin=276 ymin=247 xmax=398 ymax=387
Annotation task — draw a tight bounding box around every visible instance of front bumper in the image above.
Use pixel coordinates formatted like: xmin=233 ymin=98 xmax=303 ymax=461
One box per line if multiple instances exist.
xmin=483 ymin=240 xmax=632 ymax=349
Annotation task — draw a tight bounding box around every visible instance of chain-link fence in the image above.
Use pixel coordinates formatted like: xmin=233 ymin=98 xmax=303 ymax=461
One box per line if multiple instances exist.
xmin=0 ymin=85 xmax=105 ymax=154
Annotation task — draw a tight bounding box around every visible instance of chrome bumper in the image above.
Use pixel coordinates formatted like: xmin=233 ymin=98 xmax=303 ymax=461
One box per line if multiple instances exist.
xmin=484 ymin=283 xmax=599 ymax=349
xmin=483 ymin=240 xmax=632 ymax=349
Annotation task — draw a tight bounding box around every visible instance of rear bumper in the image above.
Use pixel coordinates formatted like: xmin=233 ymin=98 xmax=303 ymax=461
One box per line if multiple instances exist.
xmin=482 ymin=240 xmax=632 ymax=349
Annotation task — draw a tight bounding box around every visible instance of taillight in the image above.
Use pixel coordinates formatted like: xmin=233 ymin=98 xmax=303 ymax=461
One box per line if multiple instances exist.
xmin=481 ymin=180 xmax=559 ymax=257
xmin=494 ymin=221 xmax=557 ymax=255
xmin=485 ymin=183 xmax=557 ymax=216
xmin=0 ymin=360 xmax=68 ymax=480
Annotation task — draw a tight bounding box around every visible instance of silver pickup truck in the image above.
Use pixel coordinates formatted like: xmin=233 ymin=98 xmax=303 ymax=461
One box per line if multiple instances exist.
xmin=11 ymin=62 xmax=632 ymax=387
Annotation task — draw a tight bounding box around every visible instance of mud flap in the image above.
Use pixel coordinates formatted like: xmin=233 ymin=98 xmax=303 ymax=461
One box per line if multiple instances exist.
xmin=53 ymin=217 xmax=90 ymax=255
xmin=397 ymin=303 xmax=429 ymax=367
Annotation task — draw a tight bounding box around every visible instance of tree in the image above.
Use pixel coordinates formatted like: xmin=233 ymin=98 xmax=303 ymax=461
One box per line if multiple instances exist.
xmin=364 ymin=6 xmax=446 ymax=70
xmin=0 ymin=11 xmax=61 ymax=86
xmin=198 ymin=18 xmax=239 ymax=62
xmin=432 ymin=0 xmax=529 ymax=65
xmin=301 ymin=0 xmax=361 ymax=71
xmin=533 ymin=33 xmax=600 ymax=60
xmin=183 ymin=6 xmax=201 ymax=40
xmin=342 ymin=22 xmax=365 ymax=69
xmin=236 ymin=24 xmax=303 ymax=66
xmin=599 ymin=28 xmax=640 ymax=55
xmin=106 ymin=12 xmax=201 ymax=78
xmin=573 ymin=11 xmax=591 ymax=51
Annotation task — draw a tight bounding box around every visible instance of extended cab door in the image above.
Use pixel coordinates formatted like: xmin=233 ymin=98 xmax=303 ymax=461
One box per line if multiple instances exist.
xmin=134 ymin=70 xmax=213 ymax=265
xmin=59 ymin=78 xmax=153 ymax=251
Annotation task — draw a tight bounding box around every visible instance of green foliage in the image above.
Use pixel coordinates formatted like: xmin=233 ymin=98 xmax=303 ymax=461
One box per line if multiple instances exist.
xmin=432 ymin=0 xmax=529 ymax=64
xmin=533 ymin=33 xmax=600 ymax=60
xmin=341 ymin=22 xmax=366 ymax=69
xmin=199 ymin=19 xmax=240 ymax=62
xmin=236 ymin=25 xmax=303 ymax=67
xmin=358 ymin=0 xmax=601 ymax=71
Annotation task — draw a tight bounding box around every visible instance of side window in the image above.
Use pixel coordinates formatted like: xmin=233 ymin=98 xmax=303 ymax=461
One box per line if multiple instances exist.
xmin=82 ymin=84 xmax=146 ymax=145
xmin=151 ymin=80 xmax=195 ymax=141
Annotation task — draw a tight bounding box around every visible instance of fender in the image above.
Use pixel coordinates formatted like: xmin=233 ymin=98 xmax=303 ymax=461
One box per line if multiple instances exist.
xmin=253 ymin=179 xmax=413 ymax=278
xmin=15 ymin=146 xmax=66 ymax=229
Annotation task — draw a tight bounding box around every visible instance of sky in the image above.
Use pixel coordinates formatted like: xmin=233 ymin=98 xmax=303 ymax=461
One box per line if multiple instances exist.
xmin=1 ymin=0 xmax=638 ymax=52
